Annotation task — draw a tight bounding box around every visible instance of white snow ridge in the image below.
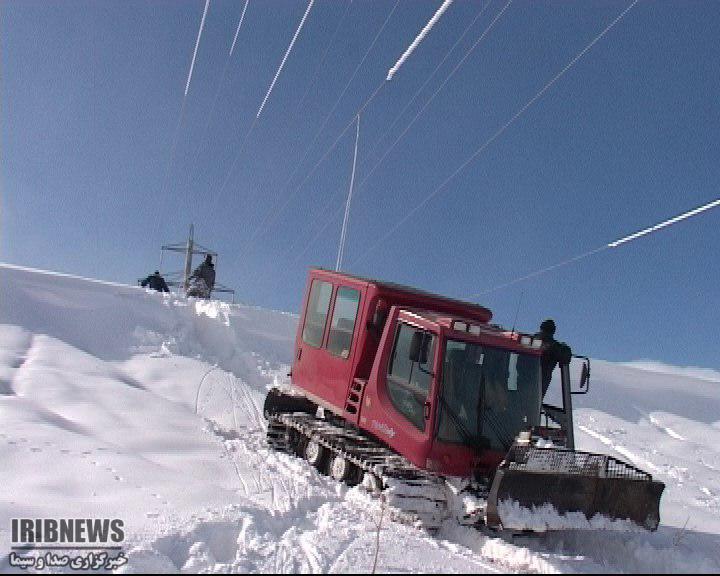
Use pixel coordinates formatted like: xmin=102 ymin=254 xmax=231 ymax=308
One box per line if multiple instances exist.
xmin=1 ymin=262 xmax=719 ymax=573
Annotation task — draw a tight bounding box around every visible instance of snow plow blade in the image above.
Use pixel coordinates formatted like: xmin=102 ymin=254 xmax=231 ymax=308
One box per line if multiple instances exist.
xmin=485 ymin=444 xmax=665 ymax=532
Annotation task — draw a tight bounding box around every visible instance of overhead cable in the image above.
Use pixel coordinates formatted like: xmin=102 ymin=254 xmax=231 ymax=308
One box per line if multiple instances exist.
xmin=349 ymin=0 xmax=641 ymax=269
xmin=470 ymin=197 xmax=720 ymax=297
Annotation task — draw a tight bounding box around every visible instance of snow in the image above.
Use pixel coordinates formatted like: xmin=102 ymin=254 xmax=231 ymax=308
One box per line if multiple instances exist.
xmin=1 ymin=262 xmax=720 ymax=573
xmin=496 ymin=500 xmax=644 ymax=533
xmin=620 ymin=360 xmax=720 ymax=384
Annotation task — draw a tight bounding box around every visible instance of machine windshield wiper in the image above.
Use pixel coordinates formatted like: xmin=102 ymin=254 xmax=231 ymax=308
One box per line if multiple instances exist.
xmin=482 ymin=408 xmax=516 ymax=451
xmin=477 ymin=371 xmax=516 ymax=451
xmin=438 ymin=393 xmax=488 ymax=451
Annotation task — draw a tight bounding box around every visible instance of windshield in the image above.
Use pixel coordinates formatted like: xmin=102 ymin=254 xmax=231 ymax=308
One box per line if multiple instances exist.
xmin=437 ymin=339 xmax=541 ymax=451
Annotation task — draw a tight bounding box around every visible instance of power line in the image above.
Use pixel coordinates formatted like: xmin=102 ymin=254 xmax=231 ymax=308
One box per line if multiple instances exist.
xmin=349 ymin=0 xmax=640 ymax=270
xmin=386 ymin=0 xmax=455 ymax=81
xmin=248 ymin=81 xmax=385 ymax=247
xmin=607 ymin=198 xmax=720 ymax=248
xmin=261 ymin=0 xmax=499 ymax=263
xmin=214 ymin=0 xmax=318 ymax=200
xmin=257 ymin=0 xmax=316 ymax=118
xmin=336 ymin=114 xmax=361 ymax=271
xmin=229 ymin=0 xmax=251 ymax=57
xmin=289 ymin=0 xmax=508 ymax=265
xmin=245 ymin=1 xmax=400 ymax=245
xmin=158 ymin=0 xmax=212 ymax=218
xmin=472 ymin=247 xmax=608 ymax=298
xmin=362 ymin=0 xmax=492 ymax=169
xmin=187 ymin=0 xmax=251 ymax=184
xmin=469 ymin=197 xmax=720 ymax=298
xmin=158 ymin=98 xmax=189 ymax=203
xmin=215 ymin=115 xmax=260 ymax=199
xmin=185 ymin=0 xmax=211 ymax=97
xmin=292 ymin=201 xmax=346 ymax=265
xmin=294 ymin=0 xmax=354 ymax=115
xmin=355 ymin=0 xmax=513 ymax=194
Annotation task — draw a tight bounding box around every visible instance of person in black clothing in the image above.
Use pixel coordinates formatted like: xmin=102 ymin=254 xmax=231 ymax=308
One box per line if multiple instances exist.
xmin=192 ymin=254 xmax=216 ymax=292
xmin=187 ymin=254 xmax=216 ymax=298
xmin=141 ymin=271 xmax=169 ymax=293
xmin=537 ymin=319 xmax=556 ymax=344
xmin=535 ymin=319 xmax=571 ymax=398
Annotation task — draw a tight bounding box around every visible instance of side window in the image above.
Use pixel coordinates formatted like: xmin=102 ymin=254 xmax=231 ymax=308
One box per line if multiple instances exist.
xmin=327 ymin=287 xmax=360 ymax=359
xmin=302 ymin=280 xmax=333 ymax=348
xmin=386 ymin=323 xmax=435 ymax=431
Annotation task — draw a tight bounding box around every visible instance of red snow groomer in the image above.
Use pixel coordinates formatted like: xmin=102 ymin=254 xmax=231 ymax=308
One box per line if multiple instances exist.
xmin=264 ymin=268 xmax=664 ymax=531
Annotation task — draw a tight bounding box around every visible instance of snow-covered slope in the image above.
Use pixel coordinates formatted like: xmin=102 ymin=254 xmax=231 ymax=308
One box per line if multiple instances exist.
xmin=1 ymin=262 xmax=719 ymax=573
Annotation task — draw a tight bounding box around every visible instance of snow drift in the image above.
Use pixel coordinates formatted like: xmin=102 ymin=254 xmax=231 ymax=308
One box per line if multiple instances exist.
xmin=1 ymin=262 xmax=719 ymax=573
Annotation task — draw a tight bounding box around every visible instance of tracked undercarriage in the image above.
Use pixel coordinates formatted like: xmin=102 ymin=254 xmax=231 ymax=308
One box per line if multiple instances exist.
xmin=264 ymin=389 xmax=663 ymax=533
xmin=266 ymin=409 xmax=460 ymax=530
xmin=264 ymin=269 xmax=665 ymax=533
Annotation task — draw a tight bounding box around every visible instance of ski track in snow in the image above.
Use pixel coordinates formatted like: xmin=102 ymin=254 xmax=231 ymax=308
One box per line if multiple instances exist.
xmin=1 ymin=263 xmax=720 ymax=573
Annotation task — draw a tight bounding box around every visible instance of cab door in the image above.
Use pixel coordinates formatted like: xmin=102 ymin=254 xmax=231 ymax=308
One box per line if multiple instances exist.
xmin=363 ymin=318 xmax=440 ymax=468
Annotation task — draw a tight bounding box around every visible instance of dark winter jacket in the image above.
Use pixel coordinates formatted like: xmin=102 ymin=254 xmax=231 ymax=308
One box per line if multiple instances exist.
xmin=534 ymin=330 xmax=572 ymax=398
xmin=141 ymin=273 xmax=169 ymax=292
xmin=191 ymin=262 xmax=215 ymax=291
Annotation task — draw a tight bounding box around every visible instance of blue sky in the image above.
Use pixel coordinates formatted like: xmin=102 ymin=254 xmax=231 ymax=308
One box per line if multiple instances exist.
xmin=2 ymin=0 xmax=719 ymax=369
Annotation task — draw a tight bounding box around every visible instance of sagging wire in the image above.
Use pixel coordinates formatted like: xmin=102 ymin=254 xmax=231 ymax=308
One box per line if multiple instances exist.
xmin=290 ymin=0 xmax=511 ymax=264
xmin=336 ymin=114 xmax=362 ymax=271
xmin=348 ymin=0 xmax=641 ymax=270
xmin=245 ymin=0 xmax=401 ymax=245
xmin=469 ymin=197 xmax=720 ymax=298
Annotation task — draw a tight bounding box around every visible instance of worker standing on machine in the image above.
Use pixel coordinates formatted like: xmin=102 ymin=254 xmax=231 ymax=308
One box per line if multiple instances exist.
xmin=535 ymin=319 xmax=571 ymax=398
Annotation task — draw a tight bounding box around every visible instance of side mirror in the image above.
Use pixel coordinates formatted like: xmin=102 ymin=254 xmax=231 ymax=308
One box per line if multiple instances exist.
xmin=579 ymin=359 xmax=590 ymax=391
xmin=409 ymin=331 xmax=430 ymax=364
xmin=571 ymin=355 xmax=591 ymax=395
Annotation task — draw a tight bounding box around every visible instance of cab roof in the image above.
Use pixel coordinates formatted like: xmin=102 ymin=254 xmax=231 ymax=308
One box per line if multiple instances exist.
xmin=312 ymin=267 xmax=493 ymax=323
xmin=399 ymin=308 xmax=545 ymax=355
